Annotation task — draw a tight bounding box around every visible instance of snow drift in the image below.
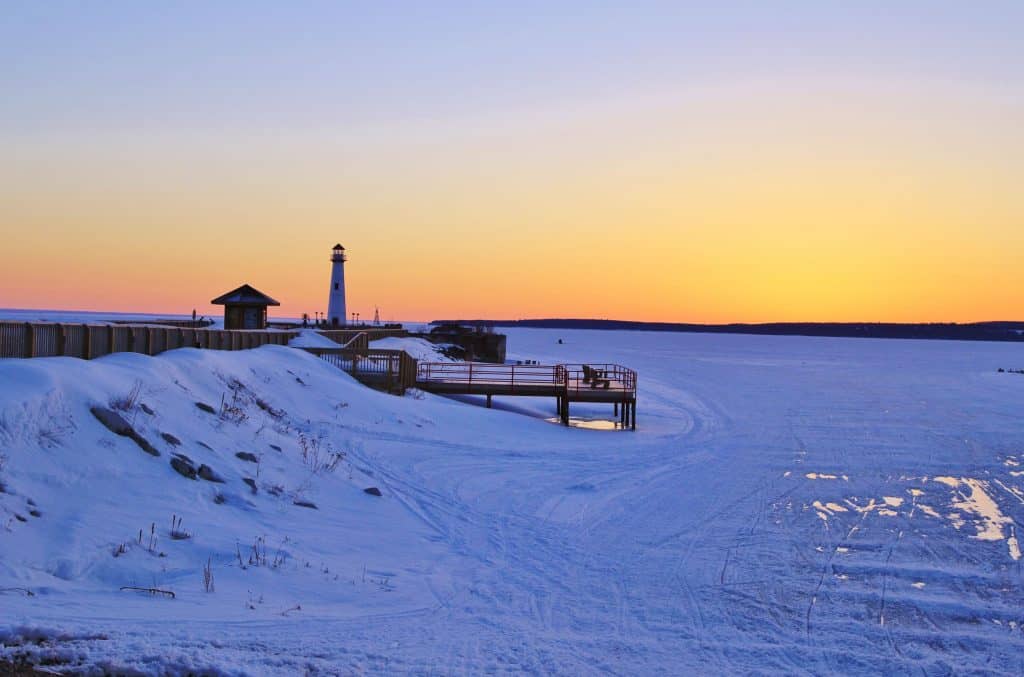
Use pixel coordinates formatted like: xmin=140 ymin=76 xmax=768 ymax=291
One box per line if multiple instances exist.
xmin=2 ymin=330 xmax=1024 ymax=674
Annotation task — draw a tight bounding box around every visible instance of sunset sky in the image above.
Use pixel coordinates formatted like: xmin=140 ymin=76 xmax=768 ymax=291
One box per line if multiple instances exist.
xmin=2 ymin=2 xmax=1022 ymax=322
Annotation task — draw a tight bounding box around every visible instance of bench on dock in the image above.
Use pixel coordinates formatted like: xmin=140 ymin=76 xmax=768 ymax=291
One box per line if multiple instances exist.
xmin=582 ymin=364 xmax=611 ymax=388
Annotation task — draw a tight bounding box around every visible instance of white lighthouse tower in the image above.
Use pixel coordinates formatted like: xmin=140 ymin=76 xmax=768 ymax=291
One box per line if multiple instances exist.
xmin=327 ymin=243 xmax=347 ymax=326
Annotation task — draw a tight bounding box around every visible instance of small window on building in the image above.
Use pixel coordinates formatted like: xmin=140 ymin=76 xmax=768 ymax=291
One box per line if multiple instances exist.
xmin=334 ymin=283 xmax=339 ymax=290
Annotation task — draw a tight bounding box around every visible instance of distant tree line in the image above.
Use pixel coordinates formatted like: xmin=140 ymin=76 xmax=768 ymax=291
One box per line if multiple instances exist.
xmin=430 ymin=319 xmax=1024 ymax=343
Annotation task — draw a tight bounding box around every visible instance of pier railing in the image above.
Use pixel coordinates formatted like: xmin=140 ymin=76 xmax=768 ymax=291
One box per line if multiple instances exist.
xmin=562 ymin=363 xmax=637 ymax=396
xmin=415 ymin=362 xmax=565 ymax=394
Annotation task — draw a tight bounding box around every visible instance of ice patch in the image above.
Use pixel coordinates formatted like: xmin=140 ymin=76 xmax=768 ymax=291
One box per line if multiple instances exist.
xmin=812 ymin=500 xmax=848 ymax=514
xmin=806 ymin=472 xmax=840 ymax=480
xmin=936 ymin=477 xmax=1013 ymax=542
xmin=1008 ymin=526 xmax=1021 ymax=561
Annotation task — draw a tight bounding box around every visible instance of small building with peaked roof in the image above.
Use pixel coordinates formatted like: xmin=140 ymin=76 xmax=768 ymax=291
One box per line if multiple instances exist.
xmin=211 ymin=284 xmax=280 ymax=330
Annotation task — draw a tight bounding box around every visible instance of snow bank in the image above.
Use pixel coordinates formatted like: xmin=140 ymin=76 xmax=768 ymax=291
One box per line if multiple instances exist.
xmin=287 ymin=329 xmax=342 ymax=348
xmin=370 ymin=336 xmax=455 ymax=362
xmin=2 ymin=331 xmax=1024 ymax=673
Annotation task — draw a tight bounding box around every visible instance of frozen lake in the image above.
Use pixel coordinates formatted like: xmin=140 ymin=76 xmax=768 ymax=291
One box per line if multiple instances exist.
xmin=2 ymin=328 xmax=1023 ymax=673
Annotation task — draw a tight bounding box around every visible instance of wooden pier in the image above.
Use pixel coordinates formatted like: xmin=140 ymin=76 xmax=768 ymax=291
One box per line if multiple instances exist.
xmin=415 ymin=362 xmax=638 ymax=429
xmin=300 ymin=348 xmax=638 ymax=429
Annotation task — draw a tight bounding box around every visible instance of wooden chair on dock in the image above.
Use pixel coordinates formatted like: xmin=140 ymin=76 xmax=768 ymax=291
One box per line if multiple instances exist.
xmin=582 ymin=365 xmax=611 ymax=389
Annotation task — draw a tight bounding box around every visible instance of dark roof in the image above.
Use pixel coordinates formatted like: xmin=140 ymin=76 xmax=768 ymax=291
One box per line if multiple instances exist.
xmin=333 ymin=243 xmax=345 ymax=250
xmin=210 ymin=284 xmax=281 ymax=307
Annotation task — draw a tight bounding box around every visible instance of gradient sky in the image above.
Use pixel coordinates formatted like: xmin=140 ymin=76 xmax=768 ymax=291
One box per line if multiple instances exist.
xmin=2 ymin=1 xmax=1022 ymax=322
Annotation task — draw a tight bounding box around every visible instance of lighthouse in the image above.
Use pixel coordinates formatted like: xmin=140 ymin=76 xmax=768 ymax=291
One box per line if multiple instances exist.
xmin=327 ymin=243 xmax=347 ymax=326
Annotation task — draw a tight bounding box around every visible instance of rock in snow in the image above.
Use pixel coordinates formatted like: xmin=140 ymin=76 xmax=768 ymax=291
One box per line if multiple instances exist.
xmin=363 ymin=487 xmax=383 ymax=496
xmin=89 ymin=406 xmax=132 ymax=435
xmin=169 ymin=453 xmax=197 ymax=480
xmin=90 ymin=406 xmax=159 ymax=456
xmin=197 ymin=464 xmax=225 ymax=483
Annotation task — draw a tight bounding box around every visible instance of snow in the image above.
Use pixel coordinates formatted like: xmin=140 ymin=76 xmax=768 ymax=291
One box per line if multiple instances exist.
xmin=286 ymin=329 xmax=342 ymax=348
xmin=1 ymin=329 xmax=1024 ymax=673
xmin=370 ymin=336 xmax=456 ymax=362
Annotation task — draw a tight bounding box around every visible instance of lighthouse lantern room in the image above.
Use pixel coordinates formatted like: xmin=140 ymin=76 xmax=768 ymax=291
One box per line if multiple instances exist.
xmin=327 ymin=243 xmax=347 ymax=326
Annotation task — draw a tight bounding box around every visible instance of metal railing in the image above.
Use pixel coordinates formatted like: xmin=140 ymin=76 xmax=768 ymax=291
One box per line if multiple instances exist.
xmin=416 ymin=362 xmax=566 ymax=394
xmin=561 ymin=363 xmax=637 ymax=396
xmin=415 ymin=361 xmax=636 ymax=398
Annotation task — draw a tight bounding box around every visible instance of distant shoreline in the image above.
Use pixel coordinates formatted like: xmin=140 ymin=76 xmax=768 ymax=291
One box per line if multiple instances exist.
xmin=433 ymin=319 xmax=1024 ymax=343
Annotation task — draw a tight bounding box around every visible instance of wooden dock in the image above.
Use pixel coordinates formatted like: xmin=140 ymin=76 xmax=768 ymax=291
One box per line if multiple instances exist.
xmin=416 ymin=362 xmax=638 ymax=429
xmin=300 ymin=348 xmax=638 ymax=429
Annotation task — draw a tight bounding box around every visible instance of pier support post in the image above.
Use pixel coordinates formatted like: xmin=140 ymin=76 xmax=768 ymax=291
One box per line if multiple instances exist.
xmin=486 ymin=394 xmax=492 ymax=408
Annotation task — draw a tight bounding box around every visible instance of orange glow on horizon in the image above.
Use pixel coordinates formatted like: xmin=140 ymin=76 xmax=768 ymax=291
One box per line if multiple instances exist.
xmin=2 ymin=82 xmax=1022 ymax=324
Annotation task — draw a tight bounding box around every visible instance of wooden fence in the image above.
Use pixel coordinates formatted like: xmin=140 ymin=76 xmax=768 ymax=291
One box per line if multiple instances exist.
xmin=0 ymin=321 xmax=299 ymax=359
xmin=301 ymin=347 xmax=418 ymax=394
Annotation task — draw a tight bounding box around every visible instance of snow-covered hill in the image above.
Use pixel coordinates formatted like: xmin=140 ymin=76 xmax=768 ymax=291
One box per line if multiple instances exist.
xmin=2 ymin=330 xmax=1024 ymax=674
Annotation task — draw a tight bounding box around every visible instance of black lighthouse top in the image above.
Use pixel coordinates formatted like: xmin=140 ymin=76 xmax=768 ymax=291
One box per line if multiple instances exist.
xmin=332 ymin=243 xmax=347 ymax=262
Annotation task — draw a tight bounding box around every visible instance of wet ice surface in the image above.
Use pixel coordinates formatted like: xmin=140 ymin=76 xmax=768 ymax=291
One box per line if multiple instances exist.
xmin=545 ymin=416 xmax=626 ymax=430
xmin=2 ymin=329 xmax=1024 ymax=674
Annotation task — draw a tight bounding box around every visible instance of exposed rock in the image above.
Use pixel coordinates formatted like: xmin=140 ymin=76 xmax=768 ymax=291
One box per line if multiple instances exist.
xmin=195 ymin=402 xmax=216 ymax=414
xmin=14 ymin=514 xmax=26 ymax=522
xmin=161 ymin=432 xmax=181 ymax=447
xmin=269 ymin=444 xmax=282 ymax=452
xmin=363 ymin=487 xmax=383 ymax=497
xmin=197 ymin=441 xmax=214 ymax=451
xmin=139 ymin=403 xmax=155 ymax=416
xmin=293 ymin=499 xmax=318 ymax=509
xmin=197 ymin=464 xmax=225 ymax=483
xmin=132 ymin=436 xmax=159 ymax=457
xmin=255 ymin=398 xmax=284 ymax=419
xmin=235 ymin=452 xmax=259 ymax=463
xmin=28 ymin=509 xmax=41 ymax=518
xmin=242 ymin=477 xmax=258 ymax=494
xmin=90 ymin=406 xmax=159 ymax=456
xmin=170 ymin=454 xmax=198 ymax=480
xmin=90 ymin=406 xmax=132 ymax=435
xmin=213 ymin=493 xmax=226 ymax=505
